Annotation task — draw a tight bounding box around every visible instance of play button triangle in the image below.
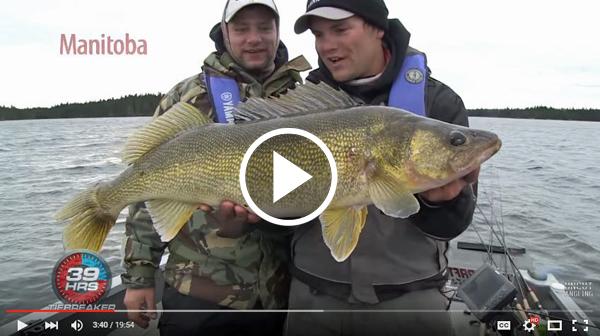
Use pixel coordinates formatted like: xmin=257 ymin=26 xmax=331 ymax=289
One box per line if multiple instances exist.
xmin=272 ymin=151 xmax=312 ymax=203
xmin=17 ymin=320 xmax=28 ymax=331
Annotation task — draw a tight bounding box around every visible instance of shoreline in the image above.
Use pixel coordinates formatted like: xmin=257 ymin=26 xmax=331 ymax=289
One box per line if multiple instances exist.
xmin=1 ymin=96 xmax=598 ymax=122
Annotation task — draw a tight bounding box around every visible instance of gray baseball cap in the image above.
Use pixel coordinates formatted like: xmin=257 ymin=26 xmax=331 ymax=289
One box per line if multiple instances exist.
xmin=223 ymin=0 xmax=279 ymax=23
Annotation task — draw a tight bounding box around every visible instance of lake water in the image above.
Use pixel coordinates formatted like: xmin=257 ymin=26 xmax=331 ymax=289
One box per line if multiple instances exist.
xmin=0 ymin=117 xmax=598 ymax=325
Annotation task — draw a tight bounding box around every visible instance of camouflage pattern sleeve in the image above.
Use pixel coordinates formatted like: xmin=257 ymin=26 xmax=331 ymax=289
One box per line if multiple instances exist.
xmin=152 ymin=85 xmax=181 ymax=118
xmin=153 ymin=73 xmax=214 ymax=119
xmin=121 ymin=202 xmax=167 ymax=288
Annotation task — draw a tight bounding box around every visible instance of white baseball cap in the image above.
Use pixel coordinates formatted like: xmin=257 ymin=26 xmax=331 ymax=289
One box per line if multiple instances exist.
xmin=223 ymin=0 xmax=279 ymax=23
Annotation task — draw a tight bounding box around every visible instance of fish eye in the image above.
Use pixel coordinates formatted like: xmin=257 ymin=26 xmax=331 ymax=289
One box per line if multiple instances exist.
xmin=449 ymin=131 xmax=467 ymax=146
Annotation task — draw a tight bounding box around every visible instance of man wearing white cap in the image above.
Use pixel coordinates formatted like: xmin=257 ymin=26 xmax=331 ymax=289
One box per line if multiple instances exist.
xmin=286 ymin=0 xmax=479 ymax=335
xmin=121 ymin=1 xmax=310 ymax=335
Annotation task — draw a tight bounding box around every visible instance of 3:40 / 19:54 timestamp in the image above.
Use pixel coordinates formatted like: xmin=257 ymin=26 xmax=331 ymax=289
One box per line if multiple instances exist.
xmin=92 ymin=321 xmax=135 ymax=329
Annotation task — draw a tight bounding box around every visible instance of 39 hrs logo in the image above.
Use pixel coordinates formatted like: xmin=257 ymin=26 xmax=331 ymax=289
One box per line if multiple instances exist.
xmin=65 ymin=266 xmax=100 ymax=291
xmin=52 ymin=251 xmax=111 ymax=304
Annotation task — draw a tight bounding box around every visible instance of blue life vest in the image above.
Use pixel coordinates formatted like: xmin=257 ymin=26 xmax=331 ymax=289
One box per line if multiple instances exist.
xmin=388 ymin=52 xmax=428 ymax=116
xmin=205 ymin=51 xmax=427 ymax=123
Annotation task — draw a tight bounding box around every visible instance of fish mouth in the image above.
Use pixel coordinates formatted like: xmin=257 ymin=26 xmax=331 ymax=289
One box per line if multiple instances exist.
xmin=455 ymin=138 xmax=502 ymax=178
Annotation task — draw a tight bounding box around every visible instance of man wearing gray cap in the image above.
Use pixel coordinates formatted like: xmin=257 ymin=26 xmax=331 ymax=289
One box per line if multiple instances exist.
xmin=287 ymin=0 xmax=478 ymax=335
xmin=121 ymin=1 xmax=310 ymax=335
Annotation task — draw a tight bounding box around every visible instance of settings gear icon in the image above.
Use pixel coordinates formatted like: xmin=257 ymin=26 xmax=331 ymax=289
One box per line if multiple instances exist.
xmin=523 ymin=319 xmax=536 ymax=332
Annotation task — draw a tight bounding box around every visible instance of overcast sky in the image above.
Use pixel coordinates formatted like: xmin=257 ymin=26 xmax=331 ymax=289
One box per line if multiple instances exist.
xmin=1 ymin=0 xmax=599 ymax=109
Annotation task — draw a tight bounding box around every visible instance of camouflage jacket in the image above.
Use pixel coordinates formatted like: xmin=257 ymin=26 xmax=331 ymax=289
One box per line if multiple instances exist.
xmin=121 ymin=50 xmax=311 ymax=310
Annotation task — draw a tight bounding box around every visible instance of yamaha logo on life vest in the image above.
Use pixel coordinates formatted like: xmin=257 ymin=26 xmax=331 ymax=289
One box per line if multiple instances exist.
xmin=405 ymin=68 xmax=424 ymax=84
xmin=206 ymin=72 xmax=241 ymax=124
xmin=221 ymin=91 xmax=233 ymax=102
xmin=220 ymin=91 xmax=235 ymax=124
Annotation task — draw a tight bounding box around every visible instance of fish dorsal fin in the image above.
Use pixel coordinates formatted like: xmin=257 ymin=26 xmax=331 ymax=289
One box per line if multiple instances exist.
xmin=123 ymin=102 xmax=212 ymax=164
xmin=234 ymin=82 xmax=361 ymax=121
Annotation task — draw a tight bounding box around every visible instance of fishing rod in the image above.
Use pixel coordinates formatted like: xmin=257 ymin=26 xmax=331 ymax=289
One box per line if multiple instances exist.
xmin=476 ymin=203 xmax=547 ymax=316
xmin=464 ymin=177 xmax=554 ymax=333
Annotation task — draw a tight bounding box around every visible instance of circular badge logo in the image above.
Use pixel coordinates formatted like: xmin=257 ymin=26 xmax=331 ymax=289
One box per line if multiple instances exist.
xmin=239 ymin=128 xmax=337 ymax=227
xmin=52 ymin=250 xmax=111 ymax=304
xmin=405 ymin=68 xmax=424 ymax=84
xmin=220 ymin=91 xmax=233 ymax=102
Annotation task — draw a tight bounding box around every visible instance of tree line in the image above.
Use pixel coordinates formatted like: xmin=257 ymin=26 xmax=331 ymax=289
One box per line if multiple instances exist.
xmin=469 ymin=106 xmax=600 ymax=121
xmin=0 ymin=94 xmax=162 ymax=121
xmin=1 ymin=96 xmax=598 ymax=121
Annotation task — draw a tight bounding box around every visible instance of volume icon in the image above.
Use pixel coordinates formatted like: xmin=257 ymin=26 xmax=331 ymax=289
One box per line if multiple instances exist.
xmin=71 ymin=320 xmax=83 ymax=331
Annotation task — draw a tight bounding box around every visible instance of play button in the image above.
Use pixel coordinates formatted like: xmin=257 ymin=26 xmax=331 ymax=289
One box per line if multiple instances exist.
xmin=272 ymin=152 xmax=312 ymax=203
xmin=17 ymin=320 xmax=28 ymax=331
xmin=240 ymin=128 xmax=337 ymax=226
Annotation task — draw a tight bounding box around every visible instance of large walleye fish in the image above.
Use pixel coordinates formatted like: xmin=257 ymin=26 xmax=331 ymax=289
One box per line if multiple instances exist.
xmin=56 ymin=83 xmax=501 ymax=262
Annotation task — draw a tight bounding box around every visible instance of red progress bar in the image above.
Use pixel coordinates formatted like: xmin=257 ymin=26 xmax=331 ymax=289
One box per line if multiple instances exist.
xmin=5 ymin=310 xmax=115 ymax=313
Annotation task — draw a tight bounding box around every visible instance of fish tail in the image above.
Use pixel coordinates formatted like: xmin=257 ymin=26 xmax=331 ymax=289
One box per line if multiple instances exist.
xmin=55 ymin=183 xmax=118 ymax=251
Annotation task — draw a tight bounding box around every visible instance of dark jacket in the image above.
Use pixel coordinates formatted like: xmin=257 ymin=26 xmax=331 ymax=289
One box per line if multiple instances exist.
xmin=292 ymin=19 xmax=476 ymax=304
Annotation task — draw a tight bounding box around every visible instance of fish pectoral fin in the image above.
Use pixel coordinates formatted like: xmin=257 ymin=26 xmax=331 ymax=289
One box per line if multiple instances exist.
xmin=319 ymin=207 xmax=368 ymax=262
xmin=122 ymin=102 xmax=212 ymax=164
xmin=369 ymin=174 xmax=420 ymax=218
xmin=146 ymin=200 xmax=197 ymax=242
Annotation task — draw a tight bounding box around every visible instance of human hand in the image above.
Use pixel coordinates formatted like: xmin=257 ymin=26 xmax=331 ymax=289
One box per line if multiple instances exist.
xmin=419 ymin=167 xmax=480 ymax=203
xmin=123 ymin=287 xmax=157 ymax=328
xmin=198 ymin=200 xmax=260 ymax=238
